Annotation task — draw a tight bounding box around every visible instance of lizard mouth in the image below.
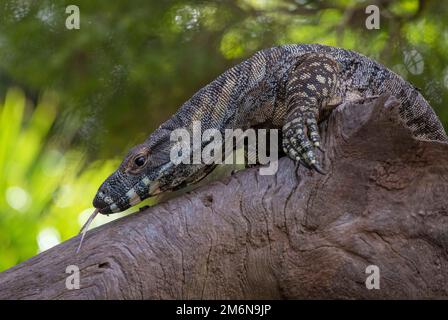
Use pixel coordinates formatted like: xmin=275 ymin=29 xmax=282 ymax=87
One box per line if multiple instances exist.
xmin=96 ymin=180 xmax=162 ymax=214
xmin=94 ymin=161 xmax=176 ymax=214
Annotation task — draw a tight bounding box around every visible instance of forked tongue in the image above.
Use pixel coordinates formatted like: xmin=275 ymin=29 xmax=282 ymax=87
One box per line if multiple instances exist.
xmin=76 ymin=208 xmax=99 ymax=253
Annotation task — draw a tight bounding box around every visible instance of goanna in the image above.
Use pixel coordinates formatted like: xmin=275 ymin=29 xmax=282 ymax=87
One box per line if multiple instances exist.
xmin=92 ymin=44 xmax=448 ymax=214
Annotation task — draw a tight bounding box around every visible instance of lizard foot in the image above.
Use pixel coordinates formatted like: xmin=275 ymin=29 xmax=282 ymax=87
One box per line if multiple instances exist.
xmin=282 ymin=110 xmax=326 ymax=175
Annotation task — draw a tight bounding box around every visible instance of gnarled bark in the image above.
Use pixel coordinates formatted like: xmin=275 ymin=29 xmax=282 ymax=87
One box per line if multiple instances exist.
xmin=1 ymin=95 xmax=448 ymax=299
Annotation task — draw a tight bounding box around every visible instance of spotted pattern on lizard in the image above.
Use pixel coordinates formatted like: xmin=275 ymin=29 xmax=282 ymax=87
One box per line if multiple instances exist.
xmin=92 ymin=44 xmax=448 ymax=214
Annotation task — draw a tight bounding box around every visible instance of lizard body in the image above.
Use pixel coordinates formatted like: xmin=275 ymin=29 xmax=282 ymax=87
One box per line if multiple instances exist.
xmin=93 ymin=44 xmax=448 ymax=214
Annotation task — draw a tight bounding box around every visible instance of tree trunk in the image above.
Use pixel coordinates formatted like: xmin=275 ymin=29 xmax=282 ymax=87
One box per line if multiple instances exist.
xmin=1 ymin=95 xmax=448 ymax=299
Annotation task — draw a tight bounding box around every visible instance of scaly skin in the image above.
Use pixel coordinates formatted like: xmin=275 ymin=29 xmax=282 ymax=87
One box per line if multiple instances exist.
xmin=93 ymin=44 xmax=448 ymax=214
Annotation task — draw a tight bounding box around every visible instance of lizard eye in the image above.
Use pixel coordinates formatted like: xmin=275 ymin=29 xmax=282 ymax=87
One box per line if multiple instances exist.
xmin=134 ymin=155 xmax=146 ymax=167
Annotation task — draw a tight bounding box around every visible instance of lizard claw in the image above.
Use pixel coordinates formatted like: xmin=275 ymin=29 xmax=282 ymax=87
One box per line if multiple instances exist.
xmin=297 ymin=158 xmax=327 ymax=175
xmin=282 ymin=110 xmax=326 ymax=175
xmin=310 ymin=162 xmax=327 ymax=175
xmin=315 ymin=143 xmax=325 ymax=153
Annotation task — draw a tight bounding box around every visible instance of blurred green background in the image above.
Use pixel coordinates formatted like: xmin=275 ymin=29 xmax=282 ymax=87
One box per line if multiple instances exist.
xmin=0 ymin=0 xmax=447 ymax=271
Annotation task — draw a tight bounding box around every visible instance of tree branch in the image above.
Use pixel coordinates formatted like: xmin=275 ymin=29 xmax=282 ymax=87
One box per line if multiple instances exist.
xmin=1 ymin=95 xmax=448 ymax=299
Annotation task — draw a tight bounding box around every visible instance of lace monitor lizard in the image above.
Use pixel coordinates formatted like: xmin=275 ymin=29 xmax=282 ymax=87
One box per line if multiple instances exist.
xmin=92 ymin=44 xmax=448 ymax=215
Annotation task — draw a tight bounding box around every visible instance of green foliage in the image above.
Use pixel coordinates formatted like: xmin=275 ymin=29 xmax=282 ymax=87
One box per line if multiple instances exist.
xmin=0 ymin=0 xmax=447 ymax=270
xmin=0 ymin=0 xmax=447 ymax=154
xmin=0 ymin=89 xmax=137 ymax=271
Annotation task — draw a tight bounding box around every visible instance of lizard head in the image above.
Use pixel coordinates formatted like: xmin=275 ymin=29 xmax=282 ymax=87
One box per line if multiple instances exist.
xmin=92 ymin=128 xmax=183 ymax=214
xmin=78 ymin=130 xmax=206 ymax=252
xmin=92 ymin=144 xmax=161 ymax=214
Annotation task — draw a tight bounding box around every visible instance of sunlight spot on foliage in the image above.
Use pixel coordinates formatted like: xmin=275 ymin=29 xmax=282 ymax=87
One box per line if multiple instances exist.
xmin=241 ymin=0 xmax=275 ymax=10
xmin=201 ymin=5 xmax=221 ymax=31
xmin=6 ymin=186 xmax=31 ymax=212
xmin=220 ymin=30 xmax=245 ymax=59
xmin=42 ymin=149 xmax=66 ymax=176
xmin=404 ymin=20 xmax=438 ymax=47
xmin=36 ymin=4 xmax=56 ymax=27
xmin=54 ymin=184 xmax=74 ymax=208
xmin=319 ymin=9 xmax=342 ymax=25
xmin=390 ymin=0 xmax=419 ymax=16
xmin=285 ymin=25 xmax=318 ymax=44
xmin=37 ymin=227 xmax=61 ymax=253
xmin=174 ymin=5 xmax=201 ymax=31
xmin=6 ymin=0 xmax=31 ymax=21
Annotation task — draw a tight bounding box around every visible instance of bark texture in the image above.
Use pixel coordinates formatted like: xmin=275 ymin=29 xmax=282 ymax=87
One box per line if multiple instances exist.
xmin=1 ymin=95 xmax=448 ymax=299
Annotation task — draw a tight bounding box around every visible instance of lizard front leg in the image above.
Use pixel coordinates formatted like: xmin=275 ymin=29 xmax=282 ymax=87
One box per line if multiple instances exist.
xmin=282 ymin=53 xmax=340 ymax=174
